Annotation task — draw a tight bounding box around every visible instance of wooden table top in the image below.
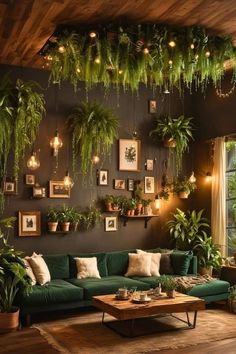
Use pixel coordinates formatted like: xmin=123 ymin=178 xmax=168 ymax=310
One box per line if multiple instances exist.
xmin=92 ymin=292 xmax=205 ymax=321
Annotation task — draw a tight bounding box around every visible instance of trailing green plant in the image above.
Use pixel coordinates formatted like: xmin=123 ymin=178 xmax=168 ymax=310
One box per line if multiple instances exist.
xmin=167 ymin=208 xmax=210 ymax=250
xmin=158 ymin=275 xmax=176 ymax=291
xmin=67 ymin=101 xmax=118 ymax=177
xmin=193 ymin=234 xmax=223 ymax=269
xmin=43 ymin=24 xmax=236 ymax=93
xmin=81 ymin=206 xmax=102 ymax=230
xmin=173 ymin=177 xmax=197 ymax=195
xmin=0 ymin=217 xmax=32 ymax=313
xmin=150 ymin=115 xmax=194 ymax=175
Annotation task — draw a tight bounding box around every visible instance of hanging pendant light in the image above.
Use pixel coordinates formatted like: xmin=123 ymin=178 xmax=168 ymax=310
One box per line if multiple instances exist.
xmin=50 ymin=130 xmax=63 ymax=156
xmin=154 ymin=194 xmax=161 ymax=210
xmin=189 ymin=171 xmax=196 ymax=183
xmin=205 ymin=172 xmax=212 ymax=183
xmin=92 ymin=155 xmax=100 ymax=164
xmin=63 ymin=170 xmax=74 ymax=190
xmin=27 ymin=150 xmax=40 ymax=170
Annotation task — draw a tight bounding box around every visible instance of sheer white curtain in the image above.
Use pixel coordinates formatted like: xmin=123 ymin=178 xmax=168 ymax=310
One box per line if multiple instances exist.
xmin=211 ymin=137 xmax=226 ymax=256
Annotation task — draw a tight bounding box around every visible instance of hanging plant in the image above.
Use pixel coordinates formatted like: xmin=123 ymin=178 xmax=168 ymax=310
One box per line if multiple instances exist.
xmin=150 ymin=114 xmax=194 ymax=175
xmin=67 ymin=101 xmax=119 ymax=177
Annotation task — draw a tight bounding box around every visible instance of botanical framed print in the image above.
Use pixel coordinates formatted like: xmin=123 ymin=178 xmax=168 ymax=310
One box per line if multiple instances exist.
xmin=114 ymin=179 xmax=125 ymax=190
xmin=148 ymin=99 xmax=157 ymax=113
xmin=144 ymin=176 xmax=155 ymax=194
xmin=25 ymin=174 xmax=35 ymax=185
xmin=146 ymin=159 xmax=154 ymax=171
xmin=127 ymin=178 xmax=134 ymax=191
xmin=119 ymin=139 xmax=141 ymax=171
xmin=3 ymin=178 xmax=17 ymax=195
xmin=49 ymin=180 xmax=70 ymax=198
xmin=97 ymin=169 xmax=109 ymax=186
xmin=18 ymin=211 xmax=41 ymax=237
xmin=105 ymin=216 xmax=117 ymax=232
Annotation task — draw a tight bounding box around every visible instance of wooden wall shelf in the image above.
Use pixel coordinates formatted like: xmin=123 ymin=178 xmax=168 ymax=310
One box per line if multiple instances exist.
xmin=121 ymin=215 xmax=159 ymax=228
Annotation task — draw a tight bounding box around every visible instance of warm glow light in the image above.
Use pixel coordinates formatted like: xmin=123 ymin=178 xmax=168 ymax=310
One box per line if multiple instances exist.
xmin=76 ymin=67 xmax=81 ymax=73
xmin=94 ymin=57 xmax=101 ymax=64
xmin=168 ymin=60 xmax=173 ymax=65
xmin=154 ymin=195 xmax=161 ymax=210
xmin=58 ymin=45 xmax=66 ymax=53
xmin=168 ymin=40 xmax=176 ymax=48
xmin=205 ymin=51 xmax=211 ymax=57
xmin=205 ymin=172 xmax=212 ymax=183
xmin=50 ymin=130 xmax=63 ymax=156
xmin=189 ymin=171 xmax=196 ymax=183
xmin=118 ymin=69 xmax=123 ymax=75
xmin=195 ymin=54 xmax=199 ymax=60
xmin=46 ymin=55 xmax=53 ymax=61
xmin=92 ymin=155 xmax=100 ymax=164
xmin=27 ymin=151 xmax=40 ymax=170
xmin=164 ymin=89 xmax=170 ymax=94
xmin=63 ymin=171 xmax=74 ymax=190
xmin=143 ymin=47 xmax=149 ymax=54
xmin=190 ymin=43 xmax=195 ymax=49
xmin=89 ymin=31 xmax=97 ymax=38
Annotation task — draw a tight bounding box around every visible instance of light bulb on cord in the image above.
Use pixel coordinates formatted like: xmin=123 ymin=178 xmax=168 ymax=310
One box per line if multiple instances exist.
xmin=50 ymin=130 xmax=63 ymax=156
xmin=205 ymin=172 xmax=212 ymax=183
xmin=154 ymin=194 xmax=161 ymax=210
xmin=189 ymin=171 xmax=196 ymax=183
xmin=63 ymin=170 xmax=74 ymax=190
xmin=92 ymin=155 xmax=100 ymax=164
xmin=27 ymin=150 xmax=40 ymax=170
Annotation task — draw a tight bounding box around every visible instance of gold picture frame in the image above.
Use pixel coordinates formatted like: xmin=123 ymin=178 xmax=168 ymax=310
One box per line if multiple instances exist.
xmin=49 ymin=180 xmax=70 ymax=198
xmin=119 ymin=139 xmax=141 ymax=171
xmin=18 ymin=211 xmax=41 ymax=237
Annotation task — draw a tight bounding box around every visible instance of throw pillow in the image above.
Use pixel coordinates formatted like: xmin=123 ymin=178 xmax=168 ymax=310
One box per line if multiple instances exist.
xmin=160 ymin=253 xmax=174 ymax=275
xmin=125 ymin=253 xmax=152 ymax=277
xmin=27 ymin=252 xmax=51 ymax=285
xmin=136 ymin=249 xmax=161 ymax=276
xmin=170 ymin=253 xmax=193 ymax=276
xmin=23 ymin=258 xmax=37 ymax=285
xmin=74 ymin=257 xmax=101 ymax=279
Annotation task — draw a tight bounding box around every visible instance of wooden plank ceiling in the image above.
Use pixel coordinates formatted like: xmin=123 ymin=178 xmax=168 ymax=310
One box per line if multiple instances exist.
xmin=1 ymin=0 xmax=236 ymax=69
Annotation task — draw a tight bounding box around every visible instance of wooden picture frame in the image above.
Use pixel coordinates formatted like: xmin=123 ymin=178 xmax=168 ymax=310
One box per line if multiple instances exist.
xmin=3 ymin=178 xmax=17 ymax=195
xmin=33 ymin=185 xmax=46 ymax=198
xmin=146 ymin=159 xmax=154 ymax=171
xmin=127 ymin=178 xmax=134 ymax=191
xmin=114 ymin=179 xmax=125 ymax=190
xmin=144 ymin=176 xmax=155 ymax=194
xmin=97 ymin=169 xmax=109 ymax=186
xmin=148 ymin=99 xmax=157 ymax=113
xmin=105 ymin=216 xmax=117 ymax=232
xmin=49 ymin=180 xmax=70 ymax=198
xmin=119 ymin=139 xmax=141 ymax=171
xmin=18 ymin=211 xmax=41 ymax=237
xmin=25 ymin=174 xmax=35 ymax=185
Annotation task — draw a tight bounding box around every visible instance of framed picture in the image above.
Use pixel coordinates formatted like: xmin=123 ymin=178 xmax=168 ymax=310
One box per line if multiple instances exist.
xmin=33 ymin=185 xmax=46 ymax=198
xmin=18 ymin=211 xmax=41 ymax=237
xmin=25 ymin=174 xmax=35 ymax=185
xmin=3 ymin=178 xmax=17 ymax=195
xmin=105 ymin=216 xmax=117 ymax=232
xmin=114 ymin=179 xmax=125 ymax=190
xmin=148 ymin=99 xmax=157 ymax=113
xmin=97 ymin=169 xmax=109 ymax=186
xmin=144 ymin=176 xmax=155 ymax=194
xmin=127 ymin=178 xmax=134 ymax=191
xmin=146 ymin=159 xmax=154 ymax=171
xmin=119 ymin=139 xmax=141 ymax=171
xmin=49 ymin=180 xmax=70 ymax=198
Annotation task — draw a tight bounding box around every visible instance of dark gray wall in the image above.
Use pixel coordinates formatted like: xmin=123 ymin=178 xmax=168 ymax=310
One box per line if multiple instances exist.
xmin=1 ymin=64 xmax=194 ymax=256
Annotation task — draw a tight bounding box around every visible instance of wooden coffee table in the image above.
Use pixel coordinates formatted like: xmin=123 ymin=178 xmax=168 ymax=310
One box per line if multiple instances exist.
xmin=92 ymin=292 xmax=205 ymax=337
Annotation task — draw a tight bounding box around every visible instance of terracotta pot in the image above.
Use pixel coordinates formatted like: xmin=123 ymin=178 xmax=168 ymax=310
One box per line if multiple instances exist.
xmin=113 ymin=205 xmax=120 ymax=211
xmin=61 ymin=222 xmax=70 ymax=232
xmin=105 ymin=203 xmax=113 ymax=212
xmin=199 ymin=266 xmax=213 ymax=276
xmin=178 ymin=191 xmax=189 ymax=199
xmin=70 ymin=222 xmax=78 ymax=232
xmin=164 ymin=138 xmax=177 ymax=148
xmin=48 ymin=222 xmax=58 ymax=232
xmin=0 ymin=307 xmax=19 ymax=333
xmin=126 ymin=210 xmax=131 ymax=216
xmin=166 ymin=290 xmax=176 ymax=298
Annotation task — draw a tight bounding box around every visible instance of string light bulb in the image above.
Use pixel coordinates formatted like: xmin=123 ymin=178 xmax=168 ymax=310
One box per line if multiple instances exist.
xmin=118 ymin=69 xmax=123 ymax=75
xmin=50 ymin=130 xmax=63 ymax=156
xmin=27 ymin=150 xmax=40 ymax=170
xmin=58 ymin=45 xmax=65 ymax=53
xmin=89 ymin=31 xmax=97 ymax=38
xmin=92 ymin=155 xmax=100 ymax=164
xmin=76 ymin=67 xmax=81 ymax=73
xmin=205 ymin=172 xmax=212 ymax=183
xmin=154 ymin=195 xmax=161 ymax=210
xmin=205 ymin=51 xmax=211 ymax=57
xmin=168 ymin=60 xmax=173 ymax=65
xmin=189 ymin=171 xmax=196 ymax=183
xmin=190 ymin=43 xmax=195 ymax=49
xmin=168 ymin=40 xmax=176 ymax=48
xmin=143 ymin=47 xmax=149 ymax=54
xmin=63 ymin=170 xmax=74 ymax=190
xmin=94 ymin=57 xmax=100 ymax=64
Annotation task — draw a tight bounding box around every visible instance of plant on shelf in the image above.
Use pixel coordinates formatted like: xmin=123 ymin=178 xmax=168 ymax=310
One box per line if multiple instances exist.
xmin=167 ymin=208 xmax=210 ymax=251
xmin=173 ymin=177 xmax=197 ymax=199
xmin=58 ymin=205 xmax=73 ymax=232
xmin=0 ymin=217 xmax=32 ymax=331
xmin=47 ymin=207 xmax=60 ymax=232
xmin=125 ymin=198 xmax=137 ymax=216
xmin=68 ymin=207 xmax=84 ymax=232
xmin=142 ymin=199 xmax=152 ymax=215
xmin=193 ymin=234 xmax=223 ymax=275
xmin=103 ymin=195 xmax=114 ymax=212
xmin=228 ymin=285 xmax=236 ymax=313
xmin=133 ymin=180 xmax=143 ymax=215
xmin=159 ymin=275 xmax=176 ymax=298
xmin=150 ymin=115 xmax=194 ymax=175
xmin=67 ymin=101 xmax=118 ymax=177
xmin=81 ymin=206 xmax=102 ymax=230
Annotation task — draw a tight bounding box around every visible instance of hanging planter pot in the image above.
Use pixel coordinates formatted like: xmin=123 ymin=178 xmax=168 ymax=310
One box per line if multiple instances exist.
xmin=163 ymin=138 xmax=177 ymax=148
xmin=178 ymin=191 xmax=189 ymax=199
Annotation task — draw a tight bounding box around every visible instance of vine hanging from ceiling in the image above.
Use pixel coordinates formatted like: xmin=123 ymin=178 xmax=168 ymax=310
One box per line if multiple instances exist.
xmin=41 ymin=23 xmax=236 ymax=92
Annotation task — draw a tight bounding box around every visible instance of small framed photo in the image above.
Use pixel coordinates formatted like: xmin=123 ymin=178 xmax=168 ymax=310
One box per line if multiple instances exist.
xmin=25 ymin=174 xmax=35 ymax=185
xmin=18 ymin=211 xmax=41 ymax=237
xmin=144 ymin=176 xmax=155 ymax=194
xmin=4 ymin=178 xmax=17 ymax=195
xmin=146 ymin=159 xmax=154 ymax=171
xmin=127 ymin=178 xmax=134 ymax=191
xmin=148 ymin=99 xmax=157 ymax=114
xmin=49 ymin=180 xmax=70 ymax=198
xmin=97 ymin=169 xmax=109 ymax=186
xmin=114 ymin=179 xmax=125 ymax=190
xmin=33 ymin=185 xmax=46 ymax=198
xmin=119 ymin=139 xmax=141 ymax=172
xmin=105 ymin=216 xmax=117 ymax=232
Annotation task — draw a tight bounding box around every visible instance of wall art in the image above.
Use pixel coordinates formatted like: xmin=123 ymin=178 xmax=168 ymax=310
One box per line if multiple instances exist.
xmin=119 ymin=139 xmax=141 ymax=171
xmin=144 ymin=176 xmax=155 ymax=194
xmin=49 ymin=180 xmax=70 ymax=198
xmin=105 ymin=216 xmax=118 ymax=232
xmin=97 ymin=169 xmax=109 ymax=186
xmin=145 ymin=159 xmax=154 ymax=171
xmin=18 ymin=211 xmax=41 ymax=237
xmin=25 ymin=174 xmax=35 ymax=185
xmin=148 ymin=99 xmax=157 ymax=113
xmin=3 ymin=178 xmax=17 ymax=195
xmin=114 ymin=179 xmax=126 ymax=190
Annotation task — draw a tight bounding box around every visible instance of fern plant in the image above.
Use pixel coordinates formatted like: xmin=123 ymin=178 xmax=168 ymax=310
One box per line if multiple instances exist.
xmin=67 ymin=101 xmax=119 ymax=177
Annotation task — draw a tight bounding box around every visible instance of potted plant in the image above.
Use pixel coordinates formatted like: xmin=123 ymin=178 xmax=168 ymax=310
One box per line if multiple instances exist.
xmin=58 ymin=205 xmax=72 ymax=232
xmin=228 ymin=285 xmax=236 ymax=313
xmin=167 ymin=208 xmax=210 ymax=251
xmin=142 ymin=199 xmax=152 ymax=215
xmin=103 ymin=195 xmax=114 ymax=212
xmin=47 ymin=207 xmax=59 ymax=232
xmin=193 ymin=234 xmax=223 ymax=276
xmin=68 ymin=207 xmax=83 ymax=232
xmin=150 ymin=114 xmax=194 ymax=175
xmin=133 ymin=180 xmax=143 ymax=215
xmin=0 ymin=217 xmax=32 ymax=331
xmin=159 ymin=275 xmax=176 ymax=298
xmin=173 ymin=177 xmax=197 ymax=199
xmin=125 ymin=199 xmax=137 ymax=216
xmin=81 ymin=207 xmax=102 ymax=230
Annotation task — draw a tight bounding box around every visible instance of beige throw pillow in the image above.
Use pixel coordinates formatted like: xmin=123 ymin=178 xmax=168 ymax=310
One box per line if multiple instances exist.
xmin=125 ymin=253 xmax=152 ymax=277
xmin=74 ymin=257 xmax=101 ymax=279
xmin=24 ymin=258 xmax=37 ymax=285
xmin=27 ymin=252 xmax=51 ymax=285
xmin=136 ymin=249 xmax=161 ymax=276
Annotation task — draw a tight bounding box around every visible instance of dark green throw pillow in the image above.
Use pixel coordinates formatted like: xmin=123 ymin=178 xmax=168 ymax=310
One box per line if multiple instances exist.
xmin=170 ymin=253 xmax=193 ymax=276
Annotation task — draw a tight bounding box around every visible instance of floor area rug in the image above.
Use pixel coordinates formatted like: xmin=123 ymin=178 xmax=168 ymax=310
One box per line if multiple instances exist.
xmin=32 ymin=309 xmax=236 ymax=354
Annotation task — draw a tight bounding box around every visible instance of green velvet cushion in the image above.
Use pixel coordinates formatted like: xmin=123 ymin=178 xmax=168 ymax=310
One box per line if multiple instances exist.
xmin=67 ymin=275 xmax=150 ymax=300
xmin=43 ymin=254 xmax=69 ymax=280
xmin=170 ymin=253 xmax=193 ymax=275
xmin=187 ymin=279 xmax=230 ymax=298
xmin=106 ymin=250 xmax=135 ymax=276
xmin=131 ymin=276 xmax=161 ymax=287
xmin=18 ymin=279 xmax=84 ymax=306
xmin=69 ymin=252 xmax=108 ymax=278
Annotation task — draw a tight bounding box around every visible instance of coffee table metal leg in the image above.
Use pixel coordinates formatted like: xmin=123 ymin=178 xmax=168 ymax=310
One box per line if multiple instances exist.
xmin=186 ymin=312 xmax=190 ymax=326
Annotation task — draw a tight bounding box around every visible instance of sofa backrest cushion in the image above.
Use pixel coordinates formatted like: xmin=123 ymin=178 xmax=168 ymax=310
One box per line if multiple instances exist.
xmin=69 ymin=252 xmax=108 ymax=278
xmin=43 ymin=254 xmax=70 ymax=280
xmin=172 ymin=250 xmax=197 ymax=275
xmin=106 ymin=249 xmax=136 ymax=275
xmin=170 ymin=253 xmax=193 ymax=276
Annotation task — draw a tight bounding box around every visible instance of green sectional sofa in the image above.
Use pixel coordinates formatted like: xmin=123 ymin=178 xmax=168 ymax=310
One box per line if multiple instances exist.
xmin=17 ymin=248 xmax=230 ymax=324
